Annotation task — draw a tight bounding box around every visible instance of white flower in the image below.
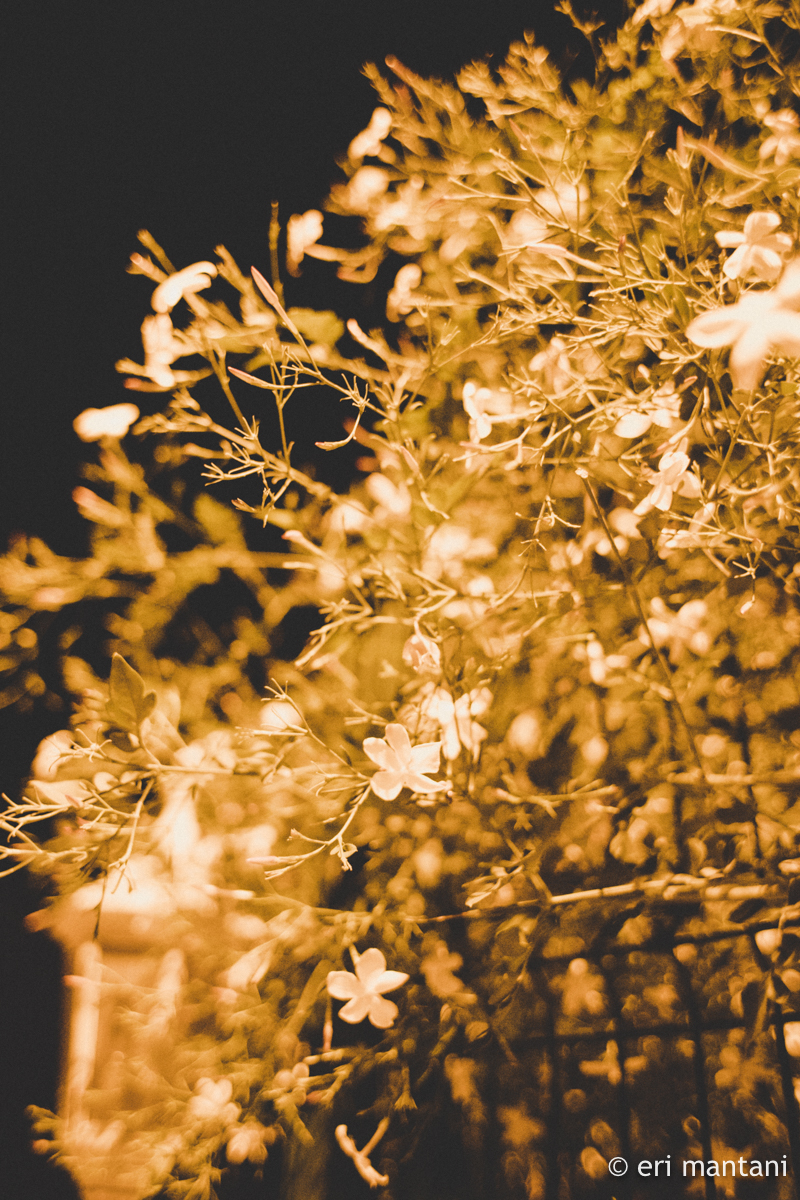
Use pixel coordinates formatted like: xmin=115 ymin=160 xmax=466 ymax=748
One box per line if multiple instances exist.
xmin=227 ymin=1124 xmax=268 ymax=1164
xmin=422 ymin=523 xmax=497 ymax=582
xmin=387 ymin=263 xmax=422 ymax=321
xmin=658 ymin=501 xmax=726 ymax=553
xmin=504 ymin=209 xmax=550 ymax=248
xmin=715 ymin=212 xmax=791 ymax=282
xmin=341 ymin=166 xmax=390 ymax=213
xmin=365 ymin=473 xmax=412 ymax=520
xmin=632 ymin=0 xmax=675 ymax=24
xmin=259 ymin=698 xmax=302 ymax=734
xmin=141 ymin=313 xmax=189 ymax=387
xmin=461 ymin=381 xmax=517 ymax=443
xmin=785 ymin=1021 xmax=800 ymax=1057
xmin=402 ymin=631 xmax=441 ymax=673
xmin=686 ymin=259 xmax=800 ymax=391
xmin=584 ymin=638 xmax=630 ymax=686
xmin=188 ymin=1078 xmax=240 ymax=1125
xmin=634 ymin=438 xmax=702 ymax=516
xmin=326 ymin=946 xmax=409 ymax=1028
xmin=151 ymin=261 xmax=217 ymax=313
xmin=73 ymin=403 xmax=139 ymax=442
xmin=639 ymin=596 xmax=710 ymax=660
xmin=659 ymin=0 xmax=738 ymax=62
xmin=286 ymin=209 xmax=324 ymax=276
xmin=363 ymin=722 xmax=446 ymax=800
xmin=759 ymin=109 xmax=800 ymax=167
xmin=348 ymin=107 xmax=392 ymax=161
xmin=534 ymin=182 xmax=589 ymax=227
xmin=419 ymin=685 xmax=492 ymax=762
xmin=529 ymin=337 xmax=575 ymax=394
xmin=613 ymin=382 xmax=682 ymax=438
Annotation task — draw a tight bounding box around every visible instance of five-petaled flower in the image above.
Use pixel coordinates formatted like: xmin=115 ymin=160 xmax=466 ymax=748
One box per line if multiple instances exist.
xmin=686 ymin=259 xmax=800 ymax=391
xmin=402 ymin=630 xmax=441 ymax=674
xmin=363 ymin=723 xmax=447 ymax=800
xmin=326 ymin=947 xmax=409 ymax=1028
xmin=715 ymin=212 xmax=791 ymax=282
xmin=759 ymin=109 xmax=800 ymax=167
xmin=634 ymin=438 xmax=701 ymax=516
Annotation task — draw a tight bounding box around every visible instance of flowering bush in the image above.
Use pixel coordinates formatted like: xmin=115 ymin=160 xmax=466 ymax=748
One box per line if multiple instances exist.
xmin=7 ymin=0 xmax=800 ymax=1196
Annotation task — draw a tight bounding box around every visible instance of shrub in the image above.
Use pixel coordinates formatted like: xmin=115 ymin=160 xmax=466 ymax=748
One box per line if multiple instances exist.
xmin=7 ymin=1 xmax=800 ymax=1195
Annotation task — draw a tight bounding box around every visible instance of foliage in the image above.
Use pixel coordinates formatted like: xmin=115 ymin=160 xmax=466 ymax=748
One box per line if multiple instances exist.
xmin=6 ymin=0 xmax=800 ymax=1195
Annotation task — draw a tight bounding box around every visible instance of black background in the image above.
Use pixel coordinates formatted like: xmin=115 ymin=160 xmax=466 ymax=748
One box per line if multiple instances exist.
xmin=2 ymin=3 xmax=623 ymax=1196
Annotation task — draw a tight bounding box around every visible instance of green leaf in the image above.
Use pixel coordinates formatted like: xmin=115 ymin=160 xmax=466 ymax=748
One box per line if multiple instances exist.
xmin=286 ymin=308 xmax=345 ymax=346
xmin=107 ymin=653 xmax=156 ymax=731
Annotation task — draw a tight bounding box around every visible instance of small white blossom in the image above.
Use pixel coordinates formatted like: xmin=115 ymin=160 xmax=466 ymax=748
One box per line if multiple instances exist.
xmin=326 ymin=946 xmax=409 ymax=1028
xmin=613 ymin=382 xmax=682 ymax=438
xmin=365 ymin=473 xmax=412 ymax=520
xmin=286 ymin=209 xmax=324 ymax=275
xmin=686 ymin=259 xmax=800 ymax=391
xmin=785 ymin=1022 xmax=800 ymax=1057
xmin=634 ymin=438 xmax=702 ymax=516
xmin=188 ymin=1078 xmax=240 ymax=1125
xmin=658 ymin=501 xmax=726 ymax=553
xmin=504 ymin=209 xmax=550 ymax=248
xmin=632 ymin=0 xmax=675 ymax=24
xmin=340 ymin=166 xmax=390 ymax=213
xmin=759 ymin=109 xmax=800 ymax=167
xmin=461 ymin=381 xmax=517 ymax=443
xmin=418 ymin=685 xmax=492 ymax=762
xmin=422 ymin=523 xmax=497 ymax=582
xmin=534 ymin=182 xmax=589 ymax=227
xmin=659 ymin=0 xmax=738 ymax=62
xmin=227 ymin=1123 xmax=268 ymax=1164
xmin=73 ymin=403 xmax=139 ymax=442
xmin=715 ymin=212 xmax=791 ymax=282
xmin=640 ymin=597 xmax=710 ymax=660
xmin=151 ymin=261 xmax=217 ymax=313
xmin=348 ymin=107 xmax=392 ymax=161
xmin=363 ymin=722 xmax=447 ymax=800
xmin=387 ymin=263 xmax=422 ymax=321
xmin=139 ymin=312 xmax=191 ymax=388
xmin=402 ymin=631 xmax=441 ymax=673
xmin=583 ymin=638 xmax=631 ymax=686
xmin=529 ymin=337 xmax=575 ymax=395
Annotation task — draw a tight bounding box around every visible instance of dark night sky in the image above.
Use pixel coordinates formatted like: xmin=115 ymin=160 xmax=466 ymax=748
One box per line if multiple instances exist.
xmin=2 ymin=4 xmax=623 ymax=1196
xmin=4 ymin=0 xmax=624 ymax=551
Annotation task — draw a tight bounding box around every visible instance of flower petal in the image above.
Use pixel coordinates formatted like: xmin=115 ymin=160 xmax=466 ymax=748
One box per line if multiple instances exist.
xmin=766 ymin=310 xmax=800 ymax=357
xmin=384 ymin=723 xmax=413 ymax=764
xmin=363 ymin=736 xmax=398 ymax=771
xmin=729 ymin=324 xmax=771 ymax=390
xmin=614 ymin=412 xmax=653 ymax=438
xmin=777 ymin=259 xmax=800 ymax=308
xmin=685 ymin=308 xmax=747 ymax=348
xmin=714 ymin=232 xmax=745 ymax=248
xmin=409 ymin=740 xmax=443 ymax=775
xmin=367 ymin=996 xmax=399 ymax=1029
xmin=405 ymin=772 xmax=449 ymax=794
xmin=338 ymin=995 xmax=372 ymax=1024
xmin=370 ymin=770 xmax=405 ymax=801
xmin=355 ymin=947 xmax=388 ymax=986
xmin=372 ymin=970 xmax=410 ymax=994
xmin=326 ymin=970 xmax=361 ymax=1000
xmin=743 ymin=211 xmax=781 ymax=239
